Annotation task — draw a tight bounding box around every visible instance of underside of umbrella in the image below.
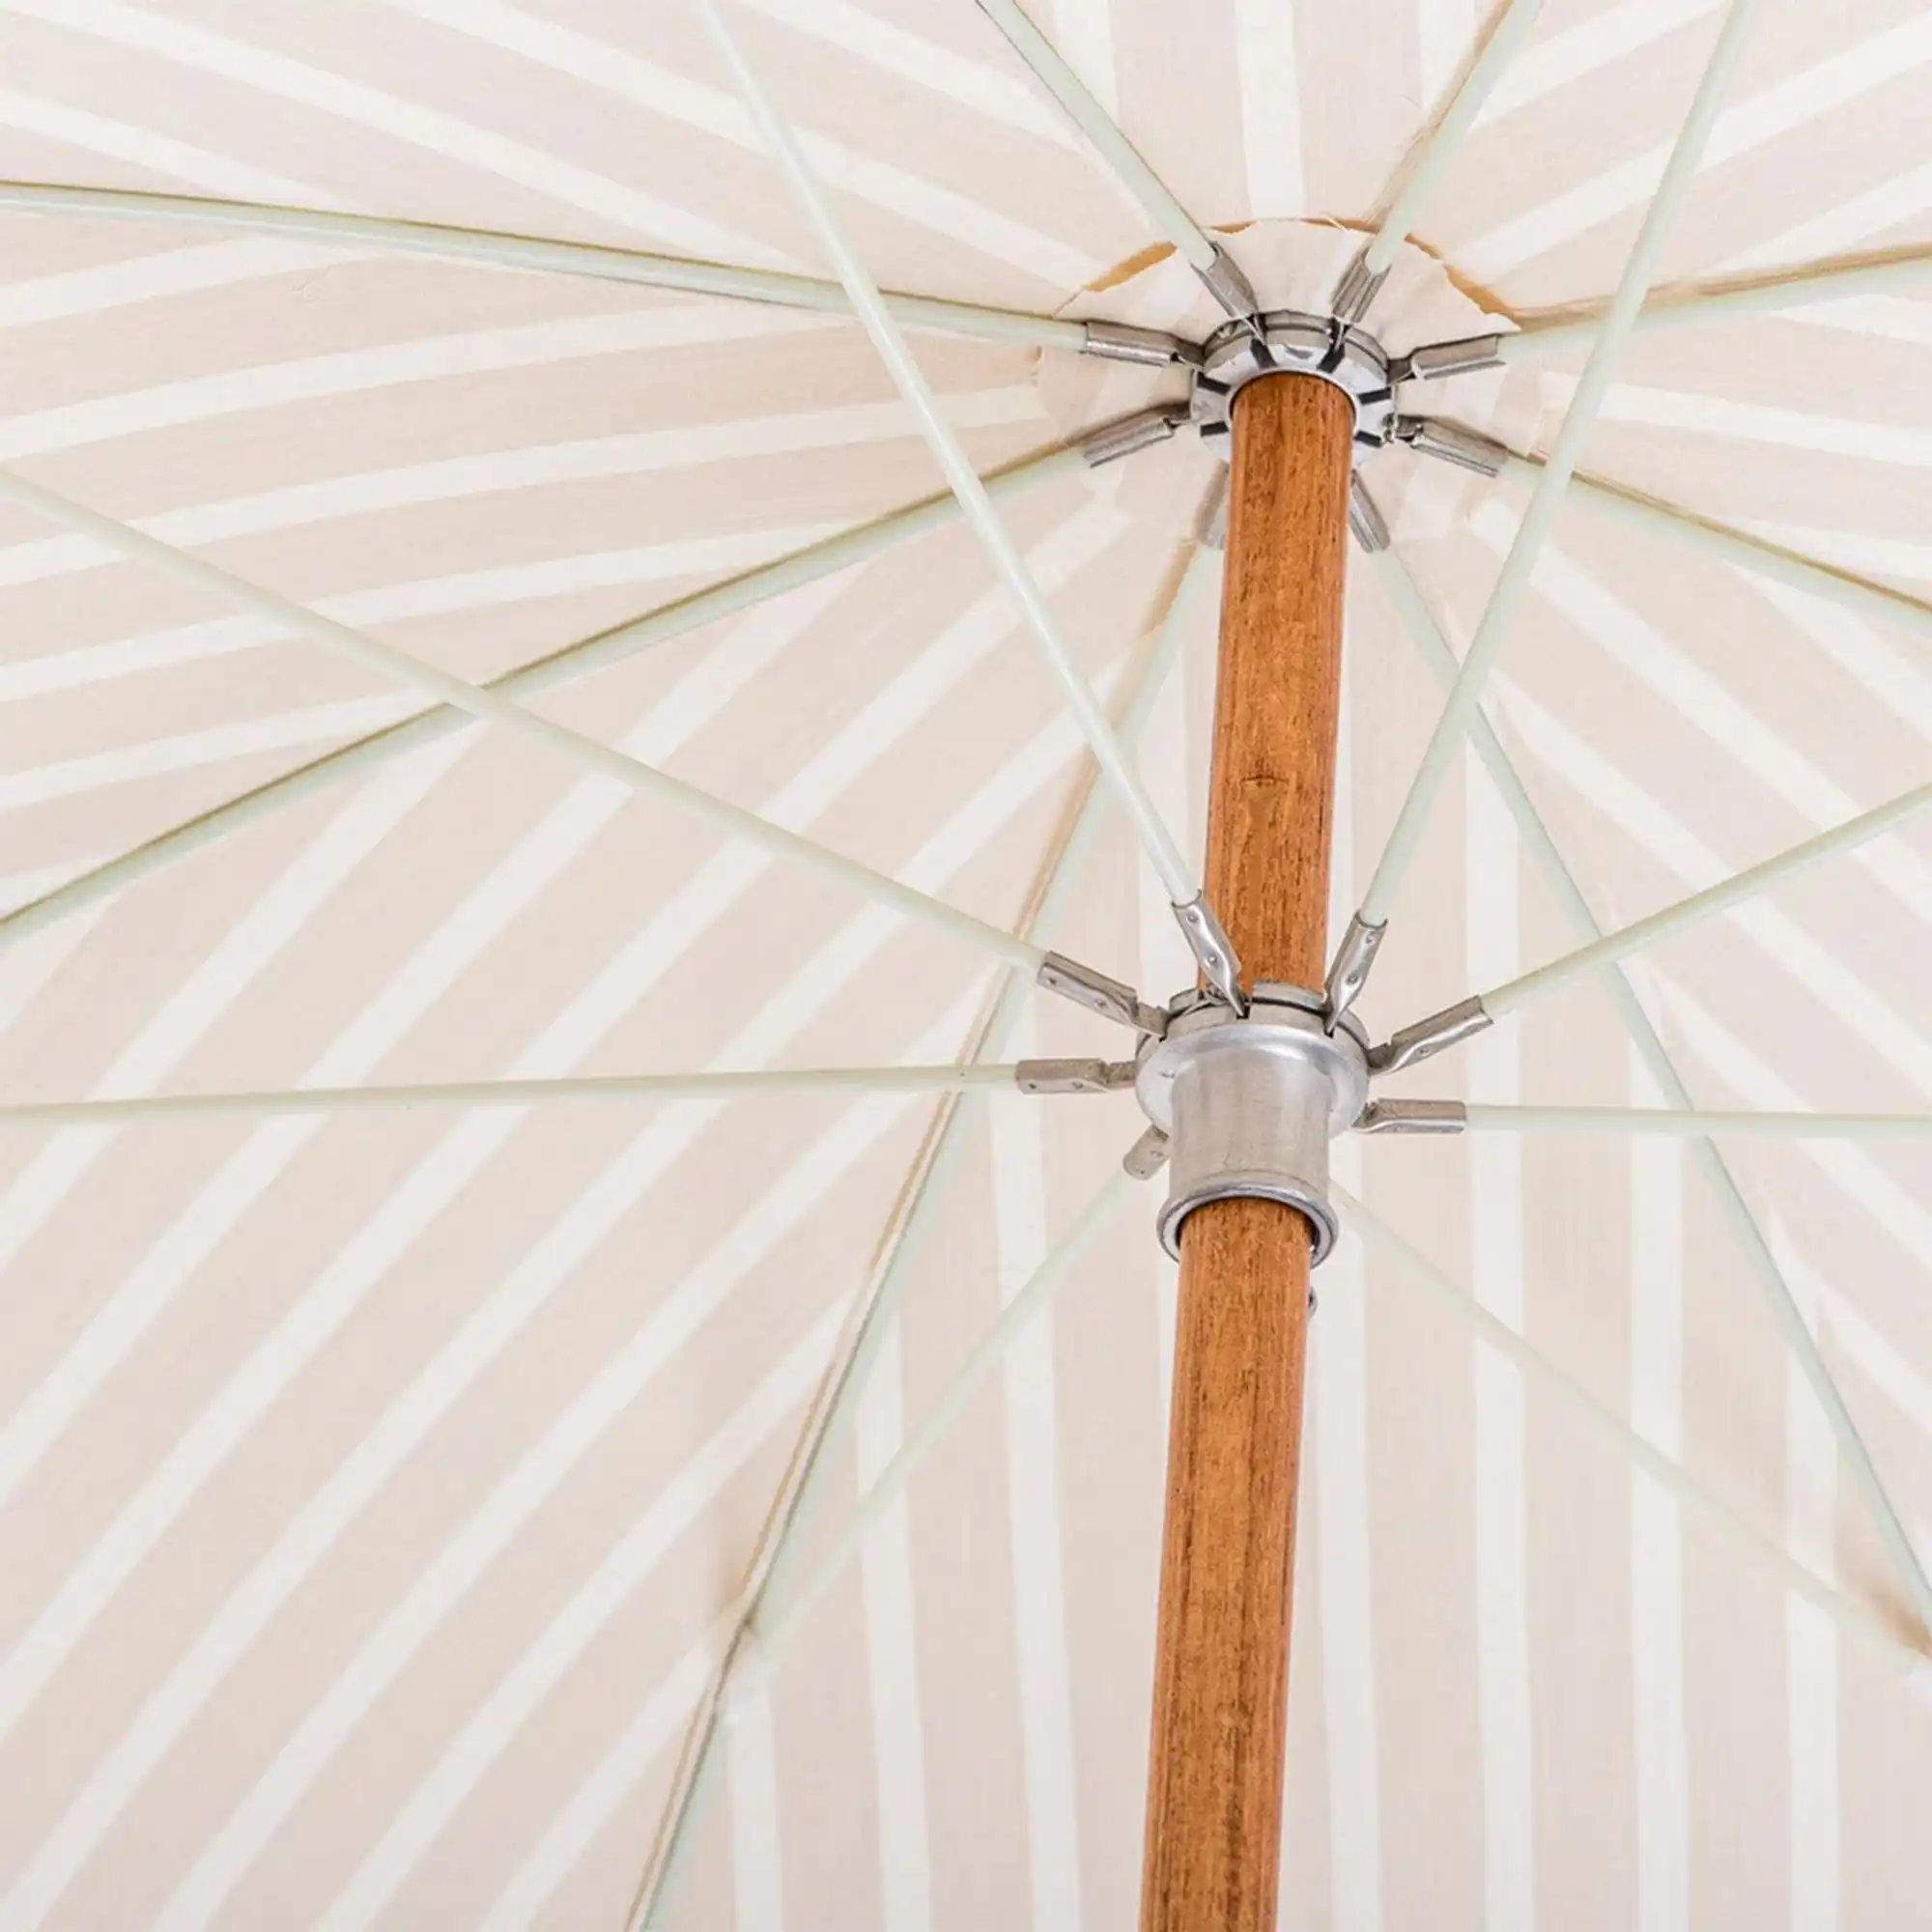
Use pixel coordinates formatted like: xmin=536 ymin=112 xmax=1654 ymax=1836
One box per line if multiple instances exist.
xmin=0 ymin=1 xmax=1929 ymax=1927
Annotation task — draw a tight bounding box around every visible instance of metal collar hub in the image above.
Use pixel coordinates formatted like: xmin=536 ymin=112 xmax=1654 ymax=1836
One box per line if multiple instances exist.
xmin=1189 ymin=311 xmax=1397 ymax=460
xmin=1134 ymin=983 xmax=1369 ymax=1264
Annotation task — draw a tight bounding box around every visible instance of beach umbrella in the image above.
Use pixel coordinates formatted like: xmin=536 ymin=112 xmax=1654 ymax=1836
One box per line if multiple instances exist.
xmin=0 ymin=0 xmax=1928 ymax=1925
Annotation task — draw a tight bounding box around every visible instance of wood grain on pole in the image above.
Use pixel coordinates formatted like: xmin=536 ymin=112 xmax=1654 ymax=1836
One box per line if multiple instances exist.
xmin=1140 ymin=374 xmax=1352 ymax=1932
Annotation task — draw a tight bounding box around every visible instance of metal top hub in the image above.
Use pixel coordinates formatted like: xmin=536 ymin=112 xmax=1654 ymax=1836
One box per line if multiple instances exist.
xmin=1188 ymin=311 xmax=1397 ymax=461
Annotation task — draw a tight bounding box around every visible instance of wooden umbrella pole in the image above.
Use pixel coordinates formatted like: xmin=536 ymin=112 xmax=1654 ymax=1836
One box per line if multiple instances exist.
xmin=1140 ymin=374 xmax=1353 ymax=1932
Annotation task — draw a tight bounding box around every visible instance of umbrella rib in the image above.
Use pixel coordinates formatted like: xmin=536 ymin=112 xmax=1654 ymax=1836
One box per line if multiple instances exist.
xmin=625 ymin=527 xmax=1217 ymax=1932
xmin=1335 ymin=1184 xmax=1930 ymax=1678
xmin=1365 ymin=539 xmax=1932 ymax=1643
xmin=1335 ymin=0 xmax=1548 ymax=316
xmin=1464 ymin=1104 xmax=1932 ymax=1138
xmin=964 ymin=0 xmax=1236 ymax=300
xmin=0 ymin=430 xmax=1117 ymax=961
xmin=1516 ymin=449 xmax=1932 ymax=642
xmin=0 ymin=1065 xmax=1065 ymax=1127
xmin=1478 ymin=778 xmax=1932 ymax=1021
xmin=1341 ymin=0 xmax=1765 ymax=993
xmin=697 ymin=0 xmax=1241 ymax=1003
xmin=1491 ymin=243 xmax=1932 ymax=359
xmin=0 ymin=181 xmax=1106 ymax=357
xmin=754 ymin=1170 xmax=1138 ymax=1653
xmin=0 ymin=462 xmax=1040 ymax=973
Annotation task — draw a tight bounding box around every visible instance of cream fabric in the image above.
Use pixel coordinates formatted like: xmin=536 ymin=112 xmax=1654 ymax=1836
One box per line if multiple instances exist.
xmin=0 ymin=1 xmax=1927 ymax=1926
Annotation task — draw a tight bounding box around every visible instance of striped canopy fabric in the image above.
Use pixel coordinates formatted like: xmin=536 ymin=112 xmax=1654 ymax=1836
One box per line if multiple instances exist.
xmin=0 ymin=1 xmax=1929 ymax=1927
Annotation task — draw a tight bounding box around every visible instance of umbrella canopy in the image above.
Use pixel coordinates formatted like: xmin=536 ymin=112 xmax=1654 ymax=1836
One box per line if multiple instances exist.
xmin=0 ymin=0 xmax=1929 ymax=1926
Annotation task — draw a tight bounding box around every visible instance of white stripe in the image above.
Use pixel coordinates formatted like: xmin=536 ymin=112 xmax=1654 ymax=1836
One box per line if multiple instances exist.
xmin=1467 ymin=761 xmax=1534 ymax=1932
xmin=735 ymin=0 xmax=1076 ymax=145
xmin=0 ymin=385 xmax=1041 ymax=626
xmin=0 ymin=860 xmax=99 ymax=918
xmin=1797 ymin=1257 xmax=1932 ymax=1442
xmin=0 ymin=306 xmax=828 ymax=464
xmin=0 ymin=695 xmax=421 ymax=807
xmin=854 ymin=1314 xmax=935 ymax=1932
xmin=726 ymin=1649 xmax=786 ymax=1932
xmin=1785 ymin=1268 xmax=1839 ymax=1932
xmin=0 ymin=906 xmax=105 ymax=1046
xmin=380 ymin=0 xmax=1097 ymax=288
xmin=1476 ymin=0 xmax=1722 ymax=126
xmin=0 ymin=86 xmax=327 ymax=202
xmin=1316 ymin=663 xmax=1383 ymax=1930
xmin=1733 ymin=577 xmax=1932 ymax=752
xmin=991 ymin=1022 xmax=1083 ymax=1932
xmin=1590 ymin=382 xmax=1932 ymax=469
xmin=1460 ymin=14 xmax=1932 ymax=279
xmin=1719 ymin=159 xmax=1932 ymax=275
xmin=1416 ymin=0 xmax=1479 ymax=112
xmin=0 ymin=523 xmax=836 ymax=714
xmin=1630 ymin=1057 xmax=1689 ymax=1932
xmin=1046 ymin=0 xmax=1119 ymax=116
xmin=0 ymin=240 xmax=350 ymax=332
xmin=1234 ymin=0 xmax=1306 ymax=216
xmin=34 ymin=551 xmax=1122 ymax=1927
xmin=315 ymin=1307 xmax=852 ymax=1932
xmin=1782 ymin=295 xmax=1932 ymax=350
xmin=0 ymin=0 xmax=783 ymax=265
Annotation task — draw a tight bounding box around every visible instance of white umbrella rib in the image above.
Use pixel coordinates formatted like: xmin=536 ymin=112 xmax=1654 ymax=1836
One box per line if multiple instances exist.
xmin=626 ymin=531 xmax=1216 ymax=1932
xmin=1345 ymin=0 xmax=1765 ymax=970
xmin=696 ymin=0 xmax=1239 ymax=1002
xmin=0 ymin=181 xmax=1095 ymax=355
xmin=1336 ymin=0 xmax=1548 ymax=317
xmin=1464 ymin=1105 xmax=1932 ymax=1138
xmin=0 ymin=1065 xmax=1064 ymax=1127
xmin=1335 ymin=1186 xmax=1931 ymax=1681
xmin=966 ymin=0 xmax=1219 ymax=277
xmin=1492 ymin=244 xmax=1932 ymax=359
xmin=0 ymin=461 xmax=1040 ymax=973
xmin=1366 ymin=539 xmax=1932 ymax=1646
xmin=1475 ymin=779 xmax=1932 ymax=1023
xmin=1533 ymin=453 xmax=1932 ymax=644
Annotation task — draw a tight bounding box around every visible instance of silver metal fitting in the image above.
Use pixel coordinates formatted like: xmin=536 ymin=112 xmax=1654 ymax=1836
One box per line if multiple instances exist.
xmin=1355 ymin=1097 xmax=1467 ymax=1134
xmin=1198 ymin=242 xmax=1263 ymax=326
xmin=1368 ymin=994 xmax=1492 ymax=1077
xmin=1074 ymin=404 xmax=1189 ymax=469
xmin=1171 ymin=895 xmax=1245 ymax=1012
xmin=1190 ymin=311 xmax=1398 ymax=461
xmin=1036 ymin=952 xmax=1165 ymax=1037
xmin=1134 ymin=983 xmax=1371 ymax=1265
xmin=1323 ymin=912 xmax=1387 ymax=1024
xmin=1122 ymin=1123 xmax=1172 ymax=1179
xmin=1330 ymin=248 xmax=1389 ymax=326
xmin=1347 ymin=476 xmax=1390 ymax=554
xmin=1393 ymin=415 xmax=1510 ymax=477
xmin=1395 ymin=334 xmax=1505 ymax=383
xmin=1081 ymin=319 xmax=1195 ymax=367
xmin=1013 ymin=1057 xmax=1136 ymax=1094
